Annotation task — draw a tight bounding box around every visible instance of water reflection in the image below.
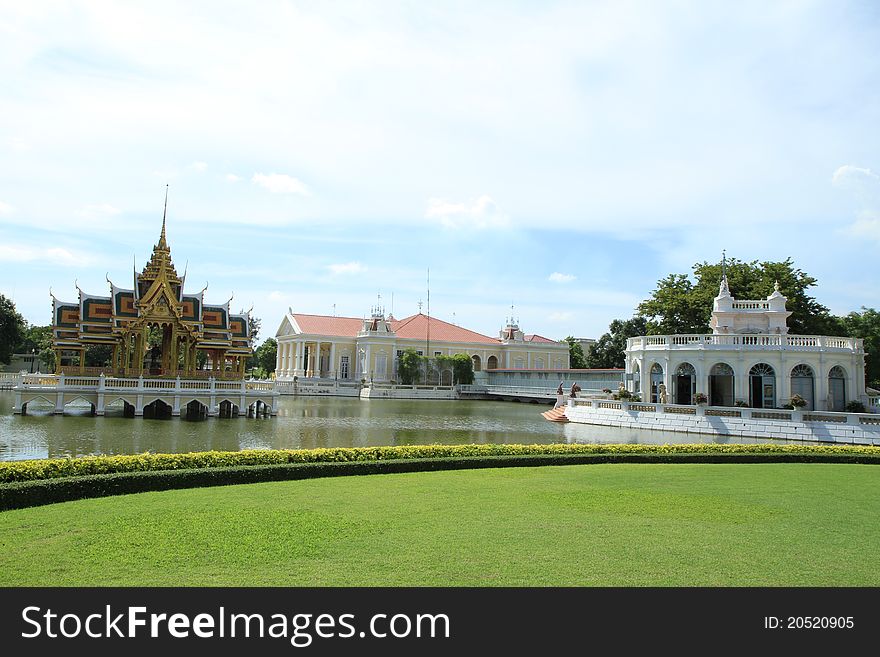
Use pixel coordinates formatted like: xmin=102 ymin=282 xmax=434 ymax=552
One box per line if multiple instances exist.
xmin=0 ymin=392 xmax=812 ymax=461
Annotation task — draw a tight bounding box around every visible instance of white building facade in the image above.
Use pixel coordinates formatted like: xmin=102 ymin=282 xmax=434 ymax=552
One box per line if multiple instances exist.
xmin=624 ymin=279 xmax=867 ymax=411
xmin=275 ymin=307 xmax=569 ymax=382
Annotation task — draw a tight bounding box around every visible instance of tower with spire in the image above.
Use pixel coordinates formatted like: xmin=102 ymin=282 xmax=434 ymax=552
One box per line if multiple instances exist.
xmin=49 ymin=188 xmax=254 ymax=379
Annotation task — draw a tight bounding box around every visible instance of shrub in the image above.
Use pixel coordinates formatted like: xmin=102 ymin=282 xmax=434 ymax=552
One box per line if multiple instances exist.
xmin=694 ymin=392 xmax=708 ymax=405
xmin=845 ymin=400 xmax=867 ymax=413
xmin=790 ymin=394 xmax=807 ymax=408
xmin=734 ymin=400 xmax=749 ymax=408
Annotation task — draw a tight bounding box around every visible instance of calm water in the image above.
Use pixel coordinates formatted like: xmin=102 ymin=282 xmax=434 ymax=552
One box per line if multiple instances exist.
xmin=0 ymin=391 xmax=775 ymax=461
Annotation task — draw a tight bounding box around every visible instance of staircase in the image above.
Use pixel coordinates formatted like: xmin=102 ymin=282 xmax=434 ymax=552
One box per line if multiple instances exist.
xmin=541 ymin=406 xmax=569 ymax=423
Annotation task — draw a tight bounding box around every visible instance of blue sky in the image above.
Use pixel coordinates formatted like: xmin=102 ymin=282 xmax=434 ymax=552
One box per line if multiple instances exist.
xmin=1 ymin=0 xmax=878 ymax=343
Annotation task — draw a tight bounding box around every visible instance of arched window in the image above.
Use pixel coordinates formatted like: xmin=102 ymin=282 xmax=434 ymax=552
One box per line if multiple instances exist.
xmin=749 ymin=363 xmax=776 ymax=409
xmin=828 ymin=366 xmax=846 ymax=412
xmin=472 ymin=354 xmax=482 ymax=372
xmin=632 ymin=362 xmax=640 ymax=394
xmin=650 ymin=363 xmax=664 ymax=403
xmin=709 ymin=363 xmax=735 ymax=407
xmin=790 ymin=364 xmax=815 ymax=410
xmin=487 ymin=355 xmax=498 ymax=369
xmin=673 ymin=362 xmax=696 ymax=405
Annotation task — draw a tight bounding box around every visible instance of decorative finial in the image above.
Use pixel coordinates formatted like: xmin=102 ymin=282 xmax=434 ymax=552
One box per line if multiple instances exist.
xmin=774 ymin=280 xmax=780 ymax=292
xmin=721 ymin=250 xmax=727 ymax=281
xmin=418 ymin=300 xmax=423 ymax=313
xmin=159 ymin=184 xmax=169 ymax=248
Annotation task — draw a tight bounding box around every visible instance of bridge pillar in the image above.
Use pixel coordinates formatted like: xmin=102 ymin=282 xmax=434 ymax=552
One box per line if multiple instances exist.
xmin=13 ymin=390 xmax=23 ymax=415
xmin=96 ymin=393 xmax=105 ymax=416
xmin=54 ymin=391 xmax=64 ymax=414
xmin=135 ymin=394 xmax=144 ymax=417
xmin=172 ymin=395 xmax=181 ymax=417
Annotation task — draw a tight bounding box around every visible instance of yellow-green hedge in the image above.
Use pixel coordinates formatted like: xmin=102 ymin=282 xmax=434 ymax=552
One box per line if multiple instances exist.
xmin=2 ymin=442 xmax=879 ymax=483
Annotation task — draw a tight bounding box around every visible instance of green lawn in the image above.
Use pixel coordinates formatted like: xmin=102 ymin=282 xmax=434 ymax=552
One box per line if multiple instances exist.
xmin=1 ymin=463 xmax=877 ymax=586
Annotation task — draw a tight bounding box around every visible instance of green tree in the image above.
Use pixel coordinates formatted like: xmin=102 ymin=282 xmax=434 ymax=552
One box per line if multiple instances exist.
xmin=451 ymin=353 xmax=475 ymax=385
xmin=840 ymin=308 xmax=880 ymax=389
xmin=84 ymin=344 xmax=113 ymax=367
xmin=248 ymin=315 xmax=261 ymax=343
xmin=637 ymin=258 xmax=842 ymax=336
xmin=254 ymin=338 xmax=277 ymax=376
xmin=19 ymin=324 xmax=55 ymax=371
xmin=586 ymin=316 xmax=648 ymax=369
xmin=0 ymin=294 xmax=26 ymax=365
xmin=397 ymin=348 xmax=423 ymax=385
xmin=564 ymin=336 xmax=587 ymax=369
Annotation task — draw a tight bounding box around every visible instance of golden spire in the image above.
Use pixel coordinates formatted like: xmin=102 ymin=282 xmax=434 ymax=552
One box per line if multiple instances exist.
xmin=159 ymin=184 xmax=169 ymax=250
xmin=139 ymin=185 xmax=180 ymax=284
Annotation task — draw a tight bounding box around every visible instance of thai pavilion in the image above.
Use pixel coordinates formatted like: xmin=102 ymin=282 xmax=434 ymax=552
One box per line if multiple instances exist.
xmin=50 ymin=209 xmax=253 ymax=378
xmin=274 ymin=305 xmax=569 ymax=382
xmin=624 ymin=274 xmax=867 ymax=411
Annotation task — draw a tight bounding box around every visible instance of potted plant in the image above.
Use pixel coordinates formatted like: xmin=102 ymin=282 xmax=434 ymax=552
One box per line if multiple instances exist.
xmin=790 ymin=394 xmax=807 ymax=409
xmin=694 ymin=392 xmax=708 ymax=405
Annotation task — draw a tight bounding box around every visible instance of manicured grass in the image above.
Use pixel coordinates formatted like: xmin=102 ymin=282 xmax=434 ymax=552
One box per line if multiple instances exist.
xmin=1 ymin=463 xmax=878 ymax=586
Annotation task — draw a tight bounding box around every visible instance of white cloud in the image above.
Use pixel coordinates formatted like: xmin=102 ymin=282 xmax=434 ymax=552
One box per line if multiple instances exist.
xmin=832 ymin=165 xmax=878 ymax=187
xmin=0 ymin=201 xmax=13 ymax=215
xmin=252 ymin=172 xmax=310 ymax=195
xmin=76 ymin=203 xmax=121 ymax=218
xmin=548 ymin=272 xmax=576 ymax=283
xmin=327 ymin=261 xmax=365 ymax=275
xmin=0 ymin=244 xmax=85 ymax=266
xmin=844 ymin=212 xmax=880 ymax=243
xmin=190 ymin=161 xmax=208 ymax=172
xmin=548 ymin=311 xmax=573 ymax=321
xmin=268 ymin=290 xmax=286 ymax=301
xmin=425 ymin=195 xmax=510 ymax=230
xmin=225 ymin=173 xmax=242 ymax=183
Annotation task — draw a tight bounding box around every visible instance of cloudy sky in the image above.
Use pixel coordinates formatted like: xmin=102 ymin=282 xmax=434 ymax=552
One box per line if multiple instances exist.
xmin=1 ymin=0 xmax=878 ymax=343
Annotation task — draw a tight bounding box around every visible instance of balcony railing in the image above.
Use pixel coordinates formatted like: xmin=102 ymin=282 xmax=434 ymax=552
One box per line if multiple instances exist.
xmin=627 ymin=334 xmax=863 ymax=353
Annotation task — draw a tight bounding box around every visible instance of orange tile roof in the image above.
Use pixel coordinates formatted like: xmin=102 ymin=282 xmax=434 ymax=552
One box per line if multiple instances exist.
xmin=525 ymin=334 xmax=559 ymax=344
xmin=391 ymin=313 xmax=500 ymax=344
xmin=290 ymin=312 xmax=502 ymax=344
xmin=292 ymin=314 xmax=365 ymax=337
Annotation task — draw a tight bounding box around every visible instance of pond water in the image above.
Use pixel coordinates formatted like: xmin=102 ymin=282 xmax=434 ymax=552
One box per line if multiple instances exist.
xmin=0 ymin=391 xmax=791 ymax=461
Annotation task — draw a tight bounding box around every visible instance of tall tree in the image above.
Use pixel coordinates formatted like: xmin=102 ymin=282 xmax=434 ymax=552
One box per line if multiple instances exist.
xmin=586 ymin=316 xmax=647 ymax=369
xmin=840 ymin=307 xmax=880 ymax=389
xmin=637 ymin=258 xmax=842 ymax=336
xmin=0 ymin=294 xmax=26 ymax=365
xmin=254 ymin=338 xmax=277 ymax=376
xmin=564 ymin=336 xmax=587 ymax=369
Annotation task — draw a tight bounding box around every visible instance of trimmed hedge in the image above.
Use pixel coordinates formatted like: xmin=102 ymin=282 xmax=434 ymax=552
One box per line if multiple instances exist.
xmin=2 ymin=449 xmax=880 ymax=511
xmin=3 ymin=442 xmax=880 ymax=484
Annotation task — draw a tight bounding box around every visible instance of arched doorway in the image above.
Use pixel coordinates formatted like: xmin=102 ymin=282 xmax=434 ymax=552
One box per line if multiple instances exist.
xmin=472 ymin=355 xmax=482 ymax=372
xmin=709 ymin=363 xmax=734 ymax=407
xmin=790 ymin=364 xmax=815 ymax=410
xmin=749 ymin=363 xmax=776 ymax=409
xmin=143 ymin=399 xmax=172 ymax=419
xmin=487 ymin=355 xmax=498 ymax=369
xmin=650 ymin=363 xmax=664 ymax=403
xmin=673 ymin=362 xmax=695 ymax=405
xmin=828 ymin=366 xmax=846 ymax=411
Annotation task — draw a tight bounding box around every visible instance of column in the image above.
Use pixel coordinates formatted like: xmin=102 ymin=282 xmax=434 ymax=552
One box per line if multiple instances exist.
xmin=365 ymin=345 xmax=372 ymax=380
xmin=293 ymin=341 xmax=301 ymax=376
xmin=79 ymin=348 xmax=86 ymax=374
xmin=329 ymin=342 xmax=336 ymax=379
xmin=527 ymin=352 xmax=532 ymax=369
xmin=816 ymin=354 xmax=828 ymax=410
xmin=505 ymin=350 xmax=510 ymax=368
xmin=778 ymin=355 xmax=790 ymax=407
xmin=734 ymin=354 xmax=748 ymax=404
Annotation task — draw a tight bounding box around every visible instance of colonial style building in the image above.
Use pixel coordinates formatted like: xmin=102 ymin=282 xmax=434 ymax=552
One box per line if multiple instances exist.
xmin=624 ymin=276 xmax=867 ymax=411
xmin=50 ymin=203 xmax=253 ymax=378
xmin=274 ymin=306 xmax=569 ymax=382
